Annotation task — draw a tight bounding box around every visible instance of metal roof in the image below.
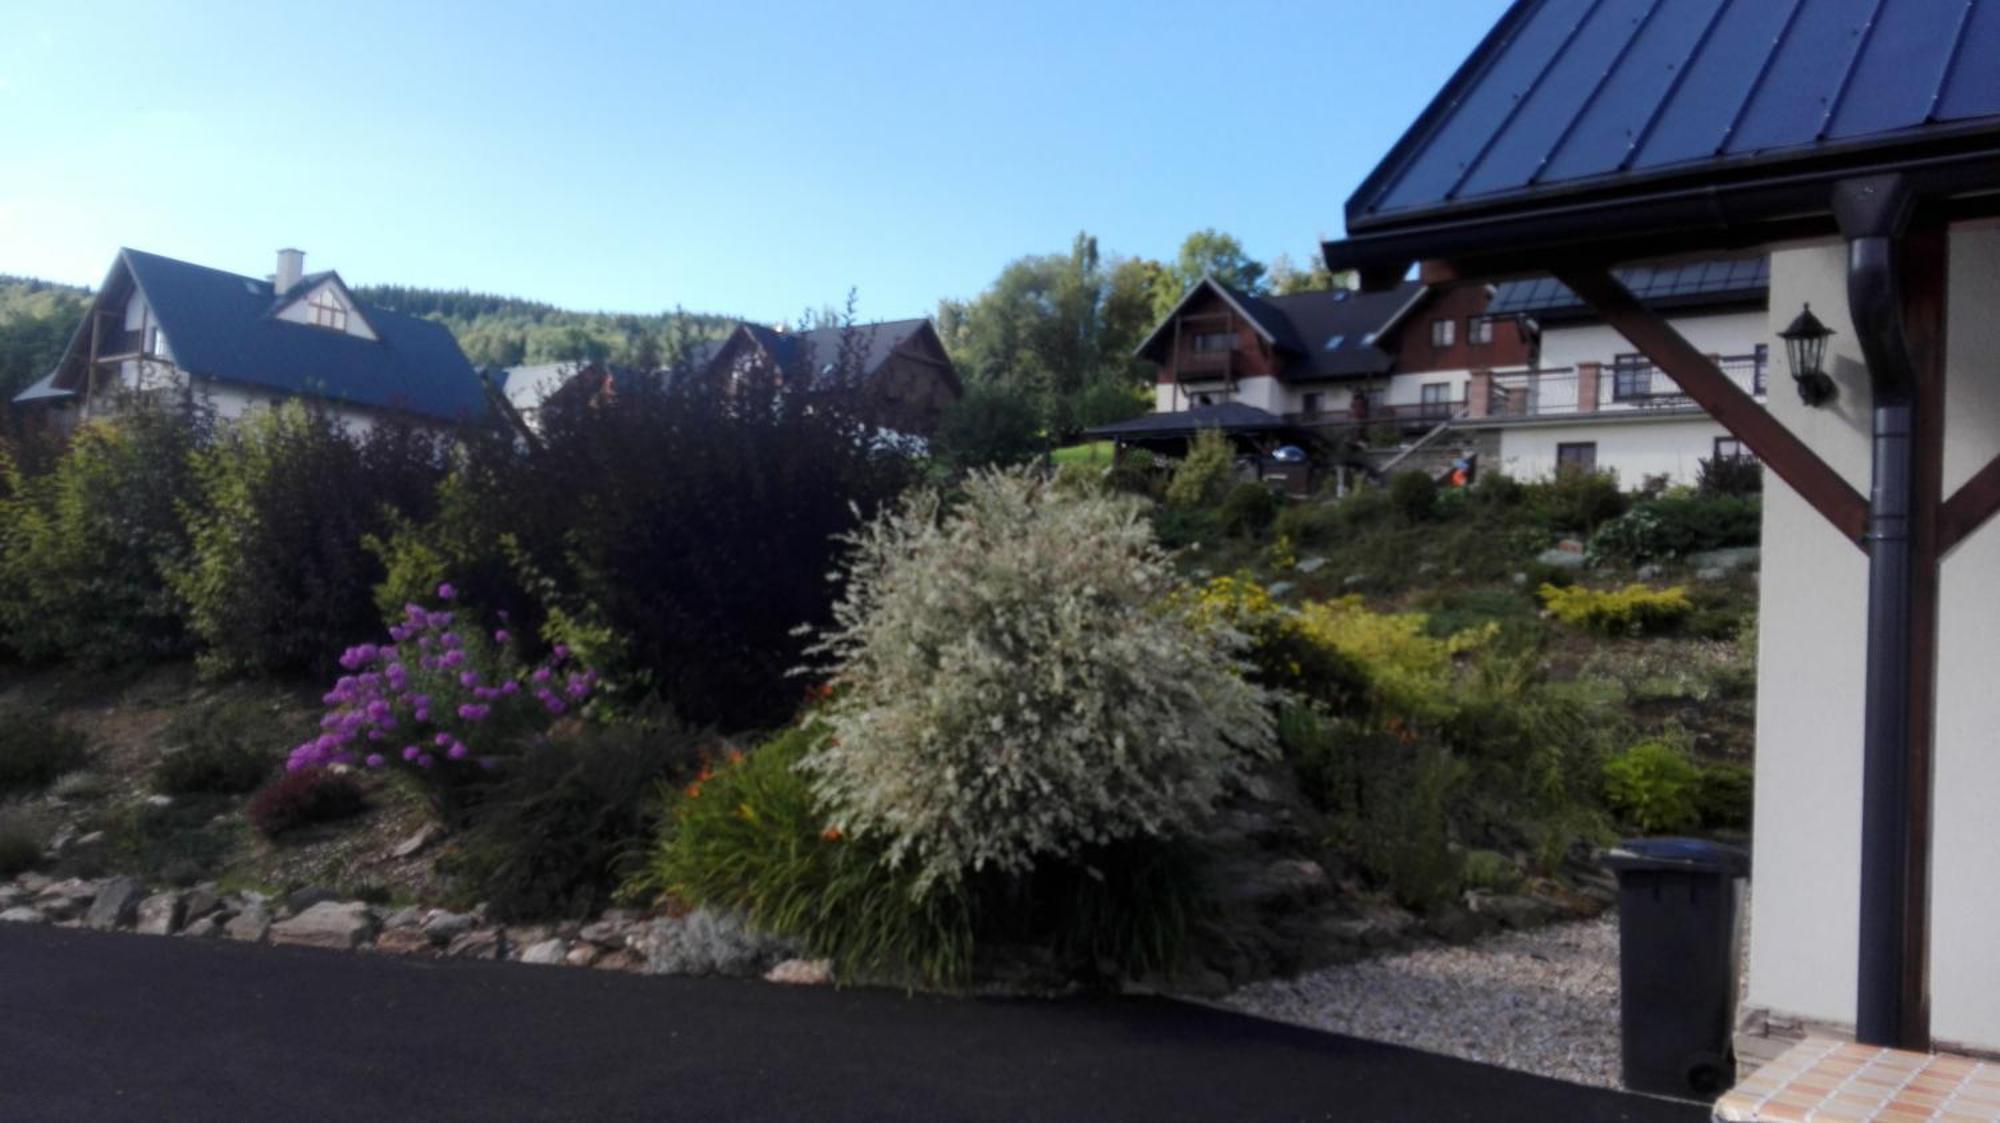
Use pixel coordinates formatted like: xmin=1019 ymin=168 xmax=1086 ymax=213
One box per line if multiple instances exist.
xmin=108 ymin=249 xmax=487 ymax=423
xmin=1083 ymin=401 xmax=1291 ymax=440
xmin=1349 ymin=0 xmax=2000 ymax=232
xmin=10 ymin=371 xmax=75 ymax=404
xmin=1488 ymin=255 xmax=1768 ymax=317
xmin=719 ymin=318 xmax=949 ymax=391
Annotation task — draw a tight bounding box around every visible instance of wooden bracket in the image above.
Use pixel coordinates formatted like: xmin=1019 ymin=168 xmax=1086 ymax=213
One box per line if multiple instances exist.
xmin=1939 ymin=455 xmax=2000 ymax=555
xmin=1554 ymin=267 xmax=1871 ymax=546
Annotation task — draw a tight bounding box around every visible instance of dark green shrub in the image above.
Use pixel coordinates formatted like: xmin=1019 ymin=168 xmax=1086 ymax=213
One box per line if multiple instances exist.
xmin=1698 ymin=454 xmax=1762 ymax=497
xmin=151 ymin=702 xmax=288 ymax=795
xmin=1586 ymin=495 xmax=1761 ymax=566
xmin=0 ymin=406 xmax=201 ymax=666
xmin=1335 ymin=484 xmax=1395 ymax=529
xmin=173 ymin=404 xmax=445 ymax=677
xmin=442 ymin=715 xmax=711 ymax=921
xmin=933 ymin=380 xmax=1043 ymax=469
xmin=1103 ymin=449 xmax=1163 ymax=500
xmin=395 ymin=339 xmax=911 ymax=729
xmin=1527 ymin=469 xmax=1628 ymax=533
xmin=0 ymin=710 xmax=86 ymax=794
xmin=1470 ymin=471 xmax=1525 ymax=508
xmin=1461 ymin=848 xmax=1523 ymax=892
xmin=1217 ymin=481 xmax=1277 ymax=538
xmin=1602 ymin=741 xmax=1701 ymax=833
xmin=1151 ymin=506 xmax=1221 ymax=549
xmin=247 ymin=769 xmax=367 ymax=838
xmin=1387 ymin=470 xmax=1438 ymax=522
xmin=1165 ymin=428 xmax=1234 ymax=508
xmin=1272 ymin=499 xmax=1341 ymax=546
xmin=0 ymin=805 xmax=48 ymax=876
xmin=1695 ymin=762 xmax=1754 ymax=831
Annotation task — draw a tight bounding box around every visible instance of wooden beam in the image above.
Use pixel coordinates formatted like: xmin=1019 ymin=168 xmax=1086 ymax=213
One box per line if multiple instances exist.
xmin=1938 ymin=455 xmax=2000 ymax=554
xmin=1554 ymin=266 xmax=1871 ymax=545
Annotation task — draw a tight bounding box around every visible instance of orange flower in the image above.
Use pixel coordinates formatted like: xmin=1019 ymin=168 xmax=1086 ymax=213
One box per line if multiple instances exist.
xmin=684 ymin=782 xmax=703 ymax=799
xmin=726 ymin=748 xmax=746 ymax=766
xmin=820 ymin=825 xmax=844 ymax=843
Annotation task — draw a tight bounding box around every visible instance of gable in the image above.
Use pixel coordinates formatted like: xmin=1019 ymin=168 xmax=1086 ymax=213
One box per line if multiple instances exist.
xmin=273 ymin=277 xmax=379 ymax=341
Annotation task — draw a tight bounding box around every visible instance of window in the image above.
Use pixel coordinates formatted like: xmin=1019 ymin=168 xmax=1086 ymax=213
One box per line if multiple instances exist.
xmin=1467 ymin=316 xmax=1493 ymax=345
xmin=1556 ymin=442 xmax=1598 ymax=474
xmin=1612 ymin=353 xmax=1653 ymax=401
xmin=1323 ymin=334 xmax=1345 ymax=350
xmin=1301 ymin=391 xmax=1324 ymax=418
xmin=1714 ymin=437 xmax=1755 ymax=463
xmin=307 ymin=288 xmax=349 ymax=332
xmin=1190 ymin=332 xmax=1234 ymax=353
xmin=1430 ymin=318 xmax=1455 ymax=348
xmin=1419 ymin=381 xmax=1454 ymax=419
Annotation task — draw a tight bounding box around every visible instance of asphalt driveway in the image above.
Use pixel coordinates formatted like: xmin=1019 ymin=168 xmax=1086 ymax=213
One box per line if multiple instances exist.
xmin=0 ymin=925 xmax=1703 ymax=1122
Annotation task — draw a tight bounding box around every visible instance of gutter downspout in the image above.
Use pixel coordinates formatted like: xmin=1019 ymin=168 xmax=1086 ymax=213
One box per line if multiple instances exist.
xmin=1832 ymin=174 xmax=1923 ymax=1049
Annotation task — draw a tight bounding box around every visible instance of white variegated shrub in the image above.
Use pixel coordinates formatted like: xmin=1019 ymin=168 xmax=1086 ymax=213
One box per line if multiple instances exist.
xmin=801 ymin=467 xmax=1274 ymax=892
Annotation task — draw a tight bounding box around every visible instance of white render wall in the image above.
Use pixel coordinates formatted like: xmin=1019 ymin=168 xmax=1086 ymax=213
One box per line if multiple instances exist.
xmin=1748 ymin=224 xmax=2000 ymax=1052
xmin=1155 ymin=375 xmax=1287 ymax=415
xmin=1537 ymin=309 xmax=1766 ymax=371
xmin=1493 ymin=414 xmax=1733 ymax=485
xmin=200 ymin=380 xmax=382 ymax=436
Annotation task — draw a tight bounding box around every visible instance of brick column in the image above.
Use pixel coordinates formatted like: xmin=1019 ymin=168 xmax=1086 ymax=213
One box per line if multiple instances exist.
xmin=1466 ymin=370 xmax=1493 ymax=418
xmin=1576 ymin=361 xmax=1601 ymax=413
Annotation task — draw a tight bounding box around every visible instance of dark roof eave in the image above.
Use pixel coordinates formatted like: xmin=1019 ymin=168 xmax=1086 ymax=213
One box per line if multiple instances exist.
xmin=1327 ymin=139 xmax=2000 ymax=288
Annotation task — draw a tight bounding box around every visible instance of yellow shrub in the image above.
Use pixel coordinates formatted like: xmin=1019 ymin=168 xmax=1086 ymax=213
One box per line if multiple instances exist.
xmin=1539 ymin=582 xmax=1692 ymax=636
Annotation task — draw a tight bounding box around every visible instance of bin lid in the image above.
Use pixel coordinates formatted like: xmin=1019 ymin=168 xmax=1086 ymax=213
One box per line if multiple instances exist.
xmin=1603 ymin=837 xmax=1750 ymax=878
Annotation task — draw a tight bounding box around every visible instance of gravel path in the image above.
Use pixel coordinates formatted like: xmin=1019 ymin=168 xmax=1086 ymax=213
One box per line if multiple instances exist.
xmin=1221 ymin=916 xmax=1626 ymax=1089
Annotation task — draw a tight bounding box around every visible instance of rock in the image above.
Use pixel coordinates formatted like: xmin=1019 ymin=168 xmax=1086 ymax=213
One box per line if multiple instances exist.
xmin=381 ymin=906 xmax=424 ymax=930
xmin=270 ymin=901 xmax=377 ymax=951
xmin=134 ymin=892 xmax=185 ymax=936
xmin=578 ymin=919 xmax=634 ymax=948
xmin=284 ymin=886 xmax=341 ymax=915
xmin=1695 ymin=566 xmax=1726 ymax=582
xmin=1535 ymin=548 xmax=1587 ymax=570
xmin=518 ymin=939 xmax=569 ymax=966
xmin=763 ymin=958 xmax=833 ymax=986
xmin=421 ymin=909 xmax=476 ymax=945
xmin=144 ymin=794 xmax=173 ymax=808
xmin=225 ymin=906 xmax=271 ymax=943
xmin=182 ymin=887 xmax=225 ymax=923
xmin=1688 ymin=546 xmax=1759 ymax=575
xmin=17 ymin=873 xmax=53 ymax=892
xmin=1296 ymin=556 xmax=1328 ymax=574
xmin=0 ymin=885 xmax=23 ymax=909
xmin=73 ymin=831 xmax=105 ymax=849
xmin=0 ymin=906 xmax=47 ymax=925
xmin=1510 ymin=571 xmax=1530 ymax=586
xmin=1636 ymin=563 xmax=1663 ymax=581
xmin=1342 ymin=574 xmax=1369 ymax=589
xmin=1214 ymin=858 xmax=1329 ymax=909
xmin=594 ymin=949 xmax=643 ymax=972
xmin=446 ymin=929 xmax=504 ymax=960
xmin=1265 ymin=580 xmax=1296 ymax=598
xmin=563 ymin=944 xmax=604 ymax=969
xmin=391 ymin=824 xmax=439 ymax=860
xmin=84 ymin=877 xmax=144 ymax=930
xmin=1472 ymin=893 xmax=1559 ymax=931
xmin=1425 ymin=901 xmax=1497 ymax=945
xmin=179 ymin=916 xmax=224 ymax=939
xmin=373 ymin=926 xmax=434 ymax=957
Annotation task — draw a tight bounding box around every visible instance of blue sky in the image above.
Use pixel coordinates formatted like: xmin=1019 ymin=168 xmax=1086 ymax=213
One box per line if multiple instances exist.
xmin=0 ymin=0 xmax=1507 ymax=323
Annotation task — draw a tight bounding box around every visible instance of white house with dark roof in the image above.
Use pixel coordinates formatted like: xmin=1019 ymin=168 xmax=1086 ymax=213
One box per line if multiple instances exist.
xmin=14 ymin=248 xmax=488 ymax=433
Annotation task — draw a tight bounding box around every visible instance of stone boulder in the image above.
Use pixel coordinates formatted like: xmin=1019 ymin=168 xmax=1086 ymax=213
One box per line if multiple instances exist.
xmin=0 ymin=906 xmax=47 ymax=925
xmin=270 ymin=901 xmax=378 ymax=951
xmin=518 ymin=939 xmax=569 ymax=966
xmin=225 ymin=905 xmax=272 ymax=943
xmin=84 ymin=877 xmax=144 ymax=931
xmin=134 ymin=892 xmax=185 ymax=936
xmin=373 ymin=926 xmax=433 ymax=957
xmin=421 ymin=909 xmax=477 ymax=946
xmin=764 ymin=958 xmax=833 ymax=986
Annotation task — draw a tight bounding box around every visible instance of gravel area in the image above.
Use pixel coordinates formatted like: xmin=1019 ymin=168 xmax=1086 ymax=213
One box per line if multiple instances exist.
xmin=1221 ymin=916 xmax=1625 ymax=1089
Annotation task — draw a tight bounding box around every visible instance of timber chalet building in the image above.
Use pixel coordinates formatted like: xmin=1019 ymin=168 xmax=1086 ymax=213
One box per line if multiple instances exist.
xmin=1113 ymin=259 xmax=1773 ymax=486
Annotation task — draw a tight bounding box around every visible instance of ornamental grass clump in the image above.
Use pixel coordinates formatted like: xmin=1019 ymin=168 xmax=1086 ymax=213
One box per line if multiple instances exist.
xmin=287 ymin=584 xmax=598 ymax=806
xmin=800 ymin=467 xmax=1275 ymax=894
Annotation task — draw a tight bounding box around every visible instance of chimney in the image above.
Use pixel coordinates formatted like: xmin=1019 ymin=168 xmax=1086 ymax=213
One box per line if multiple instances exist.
xmin=275 ymin=248 xmax=305 ymax=296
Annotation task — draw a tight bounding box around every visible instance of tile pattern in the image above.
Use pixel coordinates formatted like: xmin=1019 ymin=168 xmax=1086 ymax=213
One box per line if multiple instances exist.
xmin=1715 ymin=1037 xmax=2000 ymax=1122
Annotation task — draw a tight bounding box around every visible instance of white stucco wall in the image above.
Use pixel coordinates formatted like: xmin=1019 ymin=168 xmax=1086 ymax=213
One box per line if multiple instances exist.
xmin=1492 ymin=414 xmax=1733 ymax=485
xmin=1748 ymin=224 xmax=2000 ymax=1052
xmin=1538 ymin=309 xmax=1766 ymax=371
xmin=1382 ymin=368 xmax=1474 ymax=408
xmin=1154 ymin=375 xmax=1286 ymax=415
xmin=199 ymin=380 xmax=382 ymax=436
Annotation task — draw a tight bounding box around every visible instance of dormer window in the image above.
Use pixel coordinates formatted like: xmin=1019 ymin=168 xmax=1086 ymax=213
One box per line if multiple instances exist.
xmin=308 ymin=288 xmax=349 ymax=332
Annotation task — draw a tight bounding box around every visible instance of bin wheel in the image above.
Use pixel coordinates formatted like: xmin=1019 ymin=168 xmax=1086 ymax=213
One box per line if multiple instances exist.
xmin=1684 ymin=1052 xmax=1731 ymax=1096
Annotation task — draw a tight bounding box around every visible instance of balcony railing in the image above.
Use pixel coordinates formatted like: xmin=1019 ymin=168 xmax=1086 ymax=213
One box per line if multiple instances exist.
xmin=1174 ymin=348 xmax=1239 ymax=378
xmin=1484 ymin=352 xmax=1766 ymax=420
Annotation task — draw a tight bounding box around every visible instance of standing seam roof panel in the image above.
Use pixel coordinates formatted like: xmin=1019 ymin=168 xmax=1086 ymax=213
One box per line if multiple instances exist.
xmin=1373 ymin=0 xmax=1602 ymax=214
xmin=1938 ymin=0 xmax=2000 ymax=120
xmin=1538 ymin=0 xmax=1729 ymax=183
xmin=1627 ymin=0 xmax=1805 ymax=169
xmin=1826 ymin=0 xmax=1955 ymax=138
xmin=1723 ymin=0 xmax=1882 ymax=154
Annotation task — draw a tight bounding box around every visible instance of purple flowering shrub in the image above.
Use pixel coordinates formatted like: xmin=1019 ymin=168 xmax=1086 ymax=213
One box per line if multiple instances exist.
xmin=287 ymin=584 xmax=599 ymax=785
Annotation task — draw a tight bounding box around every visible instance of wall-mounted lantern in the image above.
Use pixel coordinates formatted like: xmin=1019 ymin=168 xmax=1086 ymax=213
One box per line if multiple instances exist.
xmin=1779 ymin=303 xmax=1837 ymax=407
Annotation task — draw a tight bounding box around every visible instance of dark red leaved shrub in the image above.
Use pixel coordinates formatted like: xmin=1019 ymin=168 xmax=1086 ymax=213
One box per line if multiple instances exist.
xmin=248 ymin=770 xmax=367 ymax=838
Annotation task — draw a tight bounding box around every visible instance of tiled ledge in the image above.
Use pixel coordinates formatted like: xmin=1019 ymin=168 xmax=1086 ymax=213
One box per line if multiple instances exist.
xmin=1715 ymin=1037 xmax=2000 ymax=1122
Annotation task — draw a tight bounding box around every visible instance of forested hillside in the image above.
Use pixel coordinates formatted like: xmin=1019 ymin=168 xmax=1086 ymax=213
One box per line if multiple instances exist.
xmin=0 ymin=276 xmax=91 ymax=403
xmin=351 ymin=285 xmax=736 ymax=369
